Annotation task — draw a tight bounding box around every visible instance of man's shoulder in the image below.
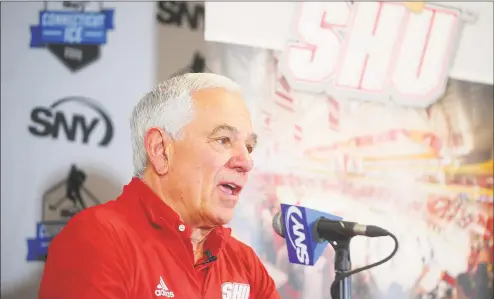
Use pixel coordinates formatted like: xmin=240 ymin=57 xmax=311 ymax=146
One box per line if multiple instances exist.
xmin=224 ymin=233 xmax=258 ymax=262
xmin=226 ymin=235 xmax=252 ymax=250
xmin=71 ymin=200 xmax=122 ymax=226
xmin=57 ymin=198 xmax=131 ymax=241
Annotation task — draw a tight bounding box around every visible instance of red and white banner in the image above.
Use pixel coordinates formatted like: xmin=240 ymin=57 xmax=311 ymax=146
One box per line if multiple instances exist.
xmin=278 ymin=2 xmax=464 ymax=107
xmin=206 ymin=2 xmax=493 ymax=86
xmin=206 ymin=3 xmax=493 ymax=297
xmin=205 ymin=3 xmax=493 ymax=298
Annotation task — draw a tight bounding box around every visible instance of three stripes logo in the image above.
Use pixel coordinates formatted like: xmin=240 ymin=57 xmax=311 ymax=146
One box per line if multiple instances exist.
xmin=155 ymin=276 xmax=175 ymax=298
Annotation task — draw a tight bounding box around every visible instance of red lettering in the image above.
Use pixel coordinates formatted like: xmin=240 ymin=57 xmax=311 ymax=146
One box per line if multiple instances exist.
xmin=283 ymin=2 xmax=350 ymax=88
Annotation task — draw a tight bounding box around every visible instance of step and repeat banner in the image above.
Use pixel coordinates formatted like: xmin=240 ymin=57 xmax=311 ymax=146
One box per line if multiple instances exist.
xmin=1 ymin=1 xmax=210 ymax=298
xmin=1 ymin=1 xmax=156 ymax=298
xmin=156 ymin=1 xmax=208 ymax=82
xmin=206 ymin=2 xmax=493 ymax=299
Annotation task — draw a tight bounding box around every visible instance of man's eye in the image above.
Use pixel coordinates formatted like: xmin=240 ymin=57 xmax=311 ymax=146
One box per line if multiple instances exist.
xmin=216 ymin=137 xmax=231 ymax=145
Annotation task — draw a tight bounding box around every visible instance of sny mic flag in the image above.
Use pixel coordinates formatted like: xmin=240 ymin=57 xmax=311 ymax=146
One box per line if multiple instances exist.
xmin=279 ymin=203 xmax=342 ymax=266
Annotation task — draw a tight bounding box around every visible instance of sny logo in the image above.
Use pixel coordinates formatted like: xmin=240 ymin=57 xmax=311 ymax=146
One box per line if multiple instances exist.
xmin=221 ymin=282 xmax=250 ymax=299
xmin=157 ymin=1 xmax=204 ymax=30
xmin=280 ymin=203 xmax=343 ymax=266
xmin=26 ymin=165 xmax=101 ymax=261
xmin=28 ymin=96 xmax=114 ymax=147
xmin=285 ymin=205 xmax=311 ymax=265
xmin=29 ymin=1 xmax=115 ymax=72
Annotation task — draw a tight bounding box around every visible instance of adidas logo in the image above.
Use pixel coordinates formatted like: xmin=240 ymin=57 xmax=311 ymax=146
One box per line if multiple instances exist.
xmin=154 ymin=276 xmax=175 ymax=298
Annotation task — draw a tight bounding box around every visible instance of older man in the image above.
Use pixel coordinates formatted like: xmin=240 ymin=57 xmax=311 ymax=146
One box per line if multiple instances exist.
xmin=39 ymin=73 xmax=280 ymax=299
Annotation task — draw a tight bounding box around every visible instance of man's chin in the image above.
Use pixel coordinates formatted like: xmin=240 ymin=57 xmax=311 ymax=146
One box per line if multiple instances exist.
xmin=210 ymin=207 xmax=235 ymax=226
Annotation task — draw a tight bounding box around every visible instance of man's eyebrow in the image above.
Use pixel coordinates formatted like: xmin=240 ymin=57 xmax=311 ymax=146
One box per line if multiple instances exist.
xmin=209 ymin=124 xmax=238 ymax=136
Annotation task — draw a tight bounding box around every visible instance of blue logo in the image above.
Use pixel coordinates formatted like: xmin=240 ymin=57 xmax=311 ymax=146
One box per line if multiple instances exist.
xmin=29 ymin=2 xmax=115 ymax=71
xmin=26 ymin=165 xmax=100 ymax=261
xmin=280 ymin=203 xmax=343 ymax=266
xmin=284 ymin=205 xmax=312 ymax=265
xmin=27 ymin=221 xmax=67 ymax=261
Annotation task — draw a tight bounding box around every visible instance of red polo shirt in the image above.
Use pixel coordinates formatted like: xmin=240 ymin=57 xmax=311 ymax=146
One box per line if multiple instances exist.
xmin=39 ymin=178 xmax=280 ymax=299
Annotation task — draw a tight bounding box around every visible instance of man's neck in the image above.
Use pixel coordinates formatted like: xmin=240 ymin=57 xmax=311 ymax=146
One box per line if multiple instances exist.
xmin=190 ymin=227 xmax=212 ymax=254
xmin=141 ymin=172 xmax=188 ymax=221
xmin=190 ymin=227 xmax=216 ymax=264
xmin=140 ymin=172 xmax=215 ymax=260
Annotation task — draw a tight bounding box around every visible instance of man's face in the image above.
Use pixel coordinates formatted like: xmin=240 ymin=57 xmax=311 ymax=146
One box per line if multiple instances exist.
xmin=165 ymin=88 xmax=256 ymax=227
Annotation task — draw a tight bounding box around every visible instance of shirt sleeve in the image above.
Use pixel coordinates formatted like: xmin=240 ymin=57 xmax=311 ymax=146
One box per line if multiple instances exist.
xmin=38 ymin=208 xmax=132 ymax=299
xmin=244 ymin=246 xmax=281 ymax=299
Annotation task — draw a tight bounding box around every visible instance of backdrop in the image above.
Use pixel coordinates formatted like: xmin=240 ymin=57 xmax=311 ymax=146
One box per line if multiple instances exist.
xmin=1 ymin=2 xmax=210 ymax=298
xmin=206 ymin=2 xmax=493 ymax=299
xmin=208 ymin=42 xmax=494 ymax=299
xmin=1 ymin=2 xmax=492 ymax=299
xmin=0 ymin=1 xmax=155 ymax=297
xmin=156 ymin=1 xmax=207 ymax=82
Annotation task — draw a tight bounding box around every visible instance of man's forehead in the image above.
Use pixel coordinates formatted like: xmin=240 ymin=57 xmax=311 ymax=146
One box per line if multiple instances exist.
xmin=190 ymin=89 xmax=253 ymax=127
xmin=192 ymin=88 xmax=244 ymax=105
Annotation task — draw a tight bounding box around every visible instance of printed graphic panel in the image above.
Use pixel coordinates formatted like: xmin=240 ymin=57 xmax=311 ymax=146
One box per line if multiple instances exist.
xmin=213 ymin=45 xmax=493 ymax=299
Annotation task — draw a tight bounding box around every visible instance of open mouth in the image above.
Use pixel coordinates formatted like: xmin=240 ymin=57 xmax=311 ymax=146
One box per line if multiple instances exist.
xmin=218 ymin=183 xmax=242 ymax=196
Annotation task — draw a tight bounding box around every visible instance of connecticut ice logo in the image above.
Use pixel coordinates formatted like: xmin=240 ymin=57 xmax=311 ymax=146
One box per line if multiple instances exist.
xmin=29 ymin=1 xmax=115 ymax=72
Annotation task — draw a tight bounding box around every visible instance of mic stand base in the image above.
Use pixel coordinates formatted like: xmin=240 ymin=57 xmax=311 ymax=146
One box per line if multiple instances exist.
xmin=330 ymin=238 xmax=352 ymax=299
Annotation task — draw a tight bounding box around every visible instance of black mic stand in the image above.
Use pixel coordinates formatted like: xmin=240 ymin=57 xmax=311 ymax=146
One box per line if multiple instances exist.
xmin=330 ymin=238 xmax=352 ymax=299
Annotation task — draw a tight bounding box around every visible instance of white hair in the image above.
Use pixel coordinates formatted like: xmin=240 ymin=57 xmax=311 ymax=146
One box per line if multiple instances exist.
xmin=130 ymin=73 xmax=242 ymax=178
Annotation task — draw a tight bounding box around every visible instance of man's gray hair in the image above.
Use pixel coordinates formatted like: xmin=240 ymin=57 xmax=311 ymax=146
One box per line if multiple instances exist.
xmin=130 ymin=73 xmax=242 ymax=178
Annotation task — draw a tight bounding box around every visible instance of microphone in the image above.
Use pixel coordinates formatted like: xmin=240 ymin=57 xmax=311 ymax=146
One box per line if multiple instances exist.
xmin=272 ymin=203 xmax=398 ymax=299
xmin=272 ymin=204 xmax=389 ymax=266
xmin=204 ymin=250 xmax=217 ymax=263
xmin=194 ymin=250 xmax=217 ymax=267
xmin=271 ymin=203 xmax=343 ymax=266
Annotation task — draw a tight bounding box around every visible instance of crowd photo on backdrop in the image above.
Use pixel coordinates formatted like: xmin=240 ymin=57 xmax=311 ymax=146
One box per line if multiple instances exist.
xmin=38 ymin=73 xmax=280 ymax=299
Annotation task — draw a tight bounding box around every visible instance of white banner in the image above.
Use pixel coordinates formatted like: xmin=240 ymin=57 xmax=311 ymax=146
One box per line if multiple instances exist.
xmin=205 ymin=2 xmax=493 ymax=86
xmin=1 ymin=2 xmax=155 ymax=298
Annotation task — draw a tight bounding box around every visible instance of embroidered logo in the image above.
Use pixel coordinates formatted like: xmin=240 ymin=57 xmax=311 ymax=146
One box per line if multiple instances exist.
xmin=221 ymin=282 xmax=250 ymax=299
xmin=155 ymin=276 xmax=175 ymax=298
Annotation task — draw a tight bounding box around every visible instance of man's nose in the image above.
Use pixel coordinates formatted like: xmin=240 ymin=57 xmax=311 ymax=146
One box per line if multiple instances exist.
xmin=227 ymin=148 xmax=253 ymax=173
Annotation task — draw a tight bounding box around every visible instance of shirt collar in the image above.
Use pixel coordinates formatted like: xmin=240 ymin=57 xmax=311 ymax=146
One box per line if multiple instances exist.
xmin=123 ymin=178 xmax=231 ymax=256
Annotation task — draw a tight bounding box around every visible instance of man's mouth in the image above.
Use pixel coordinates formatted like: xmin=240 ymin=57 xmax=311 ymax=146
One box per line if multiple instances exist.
xmin=218 ymin=182 xmax=242 ymax=196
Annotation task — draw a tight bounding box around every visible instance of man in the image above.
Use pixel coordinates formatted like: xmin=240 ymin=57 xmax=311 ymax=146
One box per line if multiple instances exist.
xmin=39 ymin=73 xmax=280 ymax=299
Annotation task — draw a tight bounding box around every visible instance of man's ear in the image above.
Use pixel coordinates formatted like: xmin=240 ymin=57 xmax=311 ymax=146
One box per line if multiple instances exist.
xmin=144 ymin=127 xmax=172 ymax=175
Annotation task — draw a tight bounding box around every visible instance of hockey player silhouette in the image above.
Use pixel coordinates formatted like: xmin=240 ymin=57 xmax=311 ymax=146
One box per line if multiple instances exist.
xmin=48 ymin=165 xmax=99 ymax=217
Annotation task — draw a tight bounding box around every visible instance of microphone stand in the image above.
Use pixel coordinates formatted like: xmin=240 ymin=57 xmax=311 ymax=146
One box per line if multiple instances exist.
xmin=331 ymin=238 xmax=352 ymax=299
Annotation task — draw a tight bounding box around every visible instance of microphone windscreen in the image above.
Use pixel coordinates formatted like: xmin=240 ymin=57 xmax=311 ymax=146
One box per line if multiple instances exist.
xmin=272 ymin=211 xmax=285 ymax=238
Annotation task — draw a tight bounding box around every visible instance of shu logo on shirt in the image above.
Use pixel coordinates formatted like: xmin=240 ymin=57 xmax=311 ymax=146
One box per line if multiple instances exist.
xmin=155 ymin=276 xmax=175 ymax=298
xmin=221 ymin=282 xmax=250 ymax=299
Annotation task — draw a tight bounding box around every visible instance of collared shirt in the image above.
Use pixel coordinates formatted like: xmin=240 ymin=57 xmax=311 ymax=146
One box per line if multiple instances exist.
xmin=39 ymin=178 xmax=280 ymax=299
